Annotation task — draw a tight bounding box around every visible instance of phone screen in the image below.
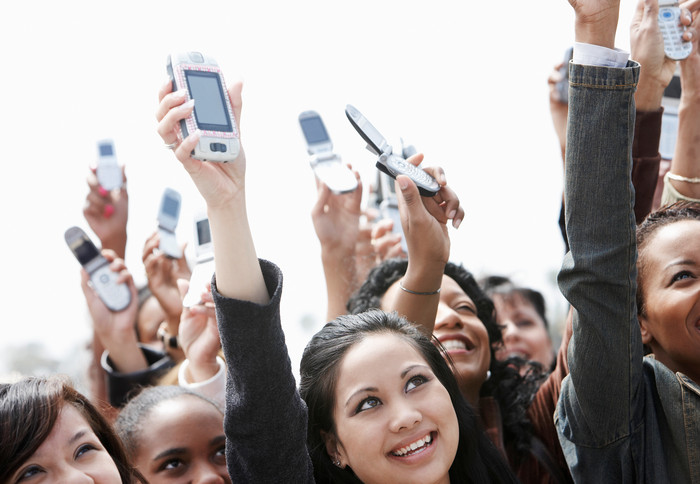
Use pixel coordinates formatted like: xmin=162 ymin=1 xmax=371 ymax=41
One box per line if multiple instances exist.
xmin=71 ymin=236 xmax=100 ymax=266
xmin=185 ymin=71 xmax=233 ymax=131
xmin=98 ymin=142 xmax=114 ymax=157
xmin=196 ymin=218 xmax=212 ymax=246
xmin=162 ymin=197 xmax=179 ymax=218
xmin=300 ymin=116 xmax=330 ymax=144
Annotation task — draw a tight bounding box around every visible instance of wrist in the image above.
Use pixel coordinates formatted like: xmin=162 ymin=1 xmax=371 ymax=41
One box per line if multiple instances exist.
xmin=186 ymin=358 xmax=221 ymax=383
xmin=575 ymin=19 xmax=616 ymax=49
xmin=100 ymin=233 xmax=127 ymax=259
xmin=635 ymin=81 xmax=665 ymax=111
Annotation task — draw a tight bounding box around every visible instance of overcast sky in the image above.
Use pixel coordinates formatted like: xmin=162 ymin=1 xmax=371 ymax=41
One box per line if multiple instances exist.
xmin=0 ymin=0 xmax=640 ymax=378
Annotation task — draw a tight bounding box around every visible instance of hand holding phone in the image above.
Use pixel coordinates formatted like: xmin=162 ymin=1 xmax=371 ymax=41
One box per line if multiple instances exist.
xmin=345 ymin=104 xmax=439 ymax=197
xmin=65 ymin=226 xmax=131 ymax=312
xmin=658 ymin=1 xmax=692 ymax=60
xmin=299 ymin=110 xmax=358 ymax=194
xmin=157 ymin=188 xmax=182 ymax=259
xmin=167 ymin=51 xmax=240 ymax=162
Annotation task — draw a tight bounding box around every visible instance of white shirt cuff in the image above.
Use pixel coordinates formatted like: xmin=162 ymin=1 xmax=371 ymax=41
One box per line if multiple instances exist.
xmin=573 ymin=42 xmax=629 ymax=67
xmin=178 ymin=356 xmax=226 ymax=410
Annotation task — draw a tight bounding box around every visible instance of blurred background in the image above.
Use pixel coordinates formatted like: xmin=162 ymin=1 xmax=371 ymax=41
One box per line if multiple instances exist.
xmin=0 ymin=0 xmax=640 ymax=387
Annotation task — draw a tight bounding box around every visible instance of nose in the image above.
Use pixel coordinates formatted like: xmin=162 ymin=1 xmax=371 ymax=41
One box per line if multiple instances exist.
xmin=435 ymin=304 xmax=463 ymax=331
xmin=501 ymin=319 xmax=519 ymax=343
xmin=55 ymin=467 xmax=93 ymax=484
xmin=192 ymin=463 xmax=228 ymax=484
xmin=389 ymin=399 xmax=423 ymax=433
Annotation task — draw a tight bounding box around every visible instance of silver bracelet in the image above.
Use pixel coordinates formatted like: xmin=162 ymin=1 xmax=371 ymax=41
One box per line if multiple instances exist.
xmin=398 ymin=279 xmax=440 ymax=296
xmin=667 ymin=172 xmax=700 ymax=183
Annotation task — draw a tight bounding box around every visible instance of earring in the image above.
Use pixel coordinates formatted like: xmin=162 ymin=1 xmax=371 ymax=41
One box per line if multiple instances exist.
xmin=486 ymin=370 xmax=492 ymax=381
xmin=333 ymin=457 xmax=342 ymax=467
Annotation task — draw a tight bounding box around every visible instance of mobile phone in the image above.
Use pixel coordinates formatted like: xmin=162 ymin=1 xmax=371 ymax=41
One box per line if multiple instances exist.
xmin=378 ymin=177 xmax=408 ymax=254
xmin=96 ymin=139 xmax=122 ymax=191
xmin=167 ymin=51 xmax=240 ymax=162
xmin=157 ymin=188 xmax=182 ymax=259
xmin=555 ymin=47 xmax=574 ymax=104
xmin=658 ymin=1 xmax=692 ymax=60
xmin=345 ymin=104 xmax=439 ymax=197
xmin=64 ymin=226 xmax=131 ymax=312
xmin=183 ymin=209 xmax=215 ymax=307
xmin=299 ymin=110 xmax=358 ymax=194
xmin=660 ymin=72 xmax=681 ymax=159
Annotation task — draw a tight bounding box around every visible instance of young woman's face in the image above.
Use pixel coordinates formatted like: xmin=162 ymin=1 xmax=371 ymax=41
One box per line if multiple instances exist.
xmin=131 ymin=395 xmax=230 ymax=483
xmin=493 ymin=292 xmax=554 ymax=371
xmin=10 ymin=404 xmax=121 ymax=484
xmin=329 ymin=333 xmax=458 ymax=484
xmin=382 ymin=275 xmax=491 ymax=403
xmin=639 ymin=220 xmax=700 ymax=382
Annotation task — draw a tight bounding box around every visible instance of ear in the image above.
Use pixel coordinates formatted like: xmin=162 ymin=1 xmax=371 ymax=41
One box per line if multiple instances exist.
xmin=321 ymin=430 xmax=346 ymax=468
xmin=637 ymin=314 xmax=655 ymax=346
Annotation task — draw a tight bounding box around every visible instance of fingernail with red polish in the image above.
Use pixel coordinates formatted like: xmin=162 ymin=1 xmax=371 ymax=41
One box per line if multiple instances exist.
xmin=103 ymin=204 xmax=114 ymax=218
xmin=98 ymin=186 xmax=108 ymax=197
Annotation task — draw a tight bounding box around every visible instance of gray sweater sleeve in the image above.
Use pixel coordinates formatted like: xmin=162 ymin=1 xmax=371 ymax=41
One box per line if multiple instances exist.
xmin=212 ymin=259 xmax=315 ymax=483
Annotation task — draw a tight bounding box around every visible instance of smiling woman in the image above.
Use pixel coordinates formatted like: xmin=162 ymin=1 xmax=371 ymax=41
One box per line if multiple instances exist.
xmin=0 ymin=376 xmax=142 ymax=483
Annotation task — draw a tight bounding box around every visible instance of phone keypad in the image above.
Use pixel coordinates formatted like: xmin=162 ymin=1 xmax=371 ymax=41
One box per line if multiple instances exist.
xmin=659 ymin=7 xmax=692 ymax=60
xmin=91 ymin=265 xmax=131 ymax=312
xmin=383 ymin=154 xmax=440 ymax=196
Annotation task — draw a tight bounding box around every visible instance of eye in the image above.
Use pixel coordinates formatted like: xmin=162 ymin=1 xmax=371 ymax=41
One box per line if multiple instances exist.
xmin=455 ymin=303 xmax=476 ymax=314
xmin=405 ymin=374 xmax=428 ymax=392
xmin=16 ymin=466 xmax=43 ymax=483
xmin=516 ymin=319 xmax=535 ymax=328
xmin=159 ymin=458 xmax=186 ymax=471
xmin=75 ymin=443 xmax=97 ymax=459
xmin=213 ymin=445 xmax=226 ymax=464
xmin=671 ymin=271 xmax=695 ymax=283
xmin=356 ymin=396 xmax=381 ymax=413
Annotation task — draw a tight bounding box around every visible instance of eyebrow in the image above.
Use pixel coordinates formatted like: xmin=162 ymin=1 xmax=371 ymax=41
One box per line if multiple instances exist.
xmin=210 ymin=435 xmax=226 ymax=447
xmin=665 ymin=259 xmax=698 ymax=270
xmin=68 ymin=429 xmax=88 ymax=446
xmin=153 ymin=447 xmax=188 ymax=461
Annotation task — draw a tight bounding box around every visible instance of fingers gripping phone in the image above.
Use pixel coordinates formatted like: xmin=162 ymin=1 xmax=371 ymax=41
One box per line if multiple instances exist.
xmin=157 ymin=188 xmax=182 ymax=259
xmin=658 ymin=1 xmax=692 ymax=60
xmin=183 ymin=209 xmax=215 ymax=307
xmin=345 ymin=105 xmax=439 ymax=197
xmin=299 ymin=110 xmax=358 ymax=194
xmin=167 ymin=51 xmax=240 ymax=162
xmin=65 ymin=226 xmax=131 ymax=312
xmin=96 ymin=139 xmax=123 ymax=191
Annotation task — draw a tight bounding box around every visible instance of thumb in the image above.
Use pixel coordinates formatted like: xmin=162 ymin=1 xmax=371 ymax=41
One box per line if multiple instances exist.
xmin=396 ymin=175 xmax=422 ymax=232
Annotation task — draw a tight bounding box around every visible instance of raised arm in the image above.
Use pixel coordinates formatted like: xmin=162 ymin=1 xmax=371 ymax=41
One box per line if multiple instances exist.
xmin=555 ymin=0 xmax=644 ymax=480
xmin=155 ymin=75 xmax=313 ymax=482
xmin=663 ymin=1 xmax=700 ymax=201
xmin=376 ymin=156 xmax=464 ymax=336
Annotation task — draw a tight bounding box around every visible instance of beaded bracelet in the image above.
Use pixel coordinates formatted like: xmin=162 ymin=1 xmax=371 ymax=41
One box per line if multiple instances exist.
xmin=398 ymin=279 xmax=441 ymax=296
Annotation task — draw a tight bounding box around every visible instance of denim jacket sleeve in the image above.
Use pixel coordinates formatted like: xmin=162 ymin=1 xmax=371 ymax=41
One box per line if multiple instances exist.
xmin=555 ymin=61 xmax=644 ymax=482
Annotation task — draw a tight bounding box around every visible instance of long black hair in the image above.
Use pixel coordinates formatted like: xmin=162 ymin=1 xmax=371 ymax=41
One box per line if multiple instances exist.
xmin=299 ymin=309 xmax=518 ymax=483
xmin=347 ymin=258 xmax=544 ymax=469
xmin=0 ymin=376 xmax=143 ymax=483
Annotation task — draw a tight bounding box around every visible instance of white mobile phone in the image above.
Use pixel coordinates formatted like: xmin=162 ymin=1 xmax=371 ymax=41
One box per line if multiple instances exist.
xmin=65 ymin=226 xmax=131 ymax=312
xmin=555 ymin=47 xmax=574 ymax=104
xmin=658 ymin=1 xmax=692 ymax=60
xmin=167 ymin=51 xmax=240 ymax=162
xmin=157 ymin=188 xmax=182 ymax=259
xmin=299 ymin=110 xmax=358 ymax=194
xmin=345 ymin=104 xmax=439 ymax=197
xmin=96 ymin=139 xmax=122 ymax=191
xmin=183 ymin=209 xmax=215 ymax=307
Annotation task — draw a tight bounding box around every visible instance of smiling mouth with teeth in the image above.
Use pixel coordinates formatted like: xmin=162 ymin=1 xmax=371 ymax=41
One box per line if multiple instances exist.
xmin=391 ymin=433 xmax=433 ymax=457
xmin=440 ymin=338 xmax=474 ymax=352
